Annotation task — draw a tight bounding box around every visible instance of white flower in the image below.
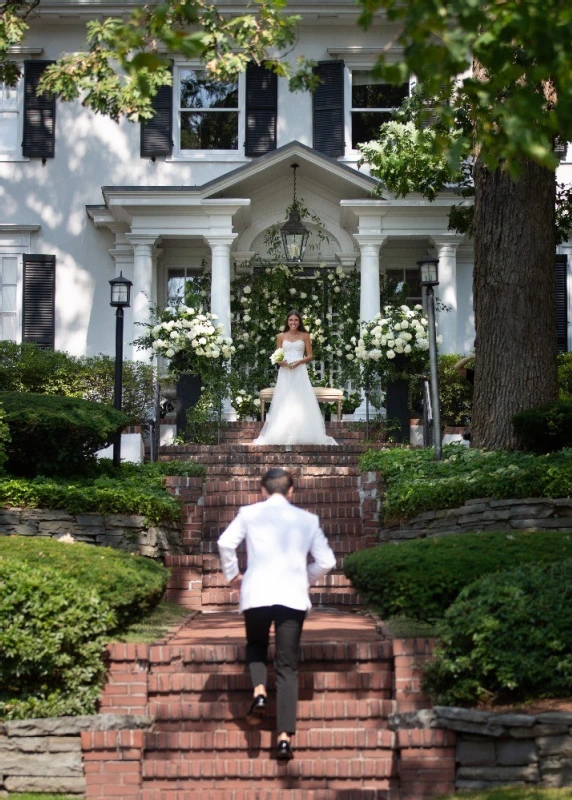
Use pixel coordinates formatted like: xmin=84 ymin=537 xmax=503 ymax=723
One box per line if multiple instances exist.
xmin=395 ymin=345 xmax=404 ymax=354
xmin=191 ymin=339 xmax=199 ymax=348
xmin=421 ymin=318 xmax=428 ymax=326
xmin=400 ymin=304 xmax=410 ymax=312
xmin=388 ymin=339 xmax=395 ymax=348
xmin=199 ymin=337 xmax=207 ymax=345
xmin=334 ymin=286 xmax=341 ymax=293
xmin=404 ymin=344 xmax=412 ymax=353
xmin=336 ymin=350 xmax=342 ymax=356
xmin=336 ymin=266 xmax=344 ymax=276
xmin=253 ymin=398 xmax=261 ymax=407
xmin=394 ymin=337 xmax=404 ymax=347
xmin=166 ymin=348 xmax=175 ymax=358
xmin=289 ymin=288 xmax=297 ymax=295
xmin=300 ymin=292 xmax=307 ymax=299
xmin=345 ymin=344 xmax=352 ymax=351
xmin=394 ymin=322 xmax=402 ymax=330
xmin=400 ymin=320 xmax=409 ymax=329
xmin=235 ymin=396 xmax=243 ymax=405
xmin=243 ymin=286 xmax=251 ymax=294
xmin=346 ymin=354 xmax=354 ymax=360
xmin=436 ymin=335 xmax=443 ymax=344
xmin=415 ymin=304 xmax=423 ymax=310
xmin=312 ymin=295 xmax=318 ymax=301
xmin=387 ymin=350 xmax=396 ymax=359
xmin=243 ymin=315 xmax=251 ymax=323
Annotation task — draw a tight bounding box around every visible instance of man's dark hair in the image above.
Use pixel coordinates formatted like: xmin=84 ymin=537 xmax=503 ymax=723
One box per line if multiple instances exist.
xmin=261 ymin=468 xmax=294 ymax=495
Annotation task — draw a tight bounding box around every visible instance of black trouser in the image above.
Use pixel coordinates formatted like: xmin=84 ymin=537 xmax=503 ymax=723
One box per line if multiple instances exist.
xmin=243 ymin=604 xmax=306 ymax=735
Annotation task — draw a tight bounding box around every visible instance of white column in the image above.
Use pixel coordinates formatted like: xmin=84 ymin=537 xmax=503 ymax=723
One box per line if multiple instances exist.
xmin=431 ymin=235 xmax=464 ymax=355
xmin=206 ymin=234 xmax=237 ymax=420
xmin=127 ymin=234 xmax=158 ymax=362
xmin=354 ymin=234 xmax=387 ymax=420
xmin=206 ymin=235 xmax=236 ymax=339
xmin=355 ymin=234 xmax=387 ymax=322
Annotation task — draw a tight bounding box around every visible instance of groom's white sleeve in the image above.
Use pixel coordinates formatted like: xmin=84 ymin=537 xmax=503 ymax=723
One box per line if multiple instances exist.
xmin=307 ymin=522 xmax=336 ymax=585
xmin=217 ymin=510 xmax=247 ymax=583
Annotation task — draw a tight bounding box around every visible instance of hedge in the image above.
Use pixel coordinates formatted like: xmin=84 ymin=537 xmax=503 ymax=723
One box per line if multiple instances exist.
xmin=0 ymin=404 xmax=9 ymax=476
xmin=0 ymin=536 xmax=168 ymax=629
xmin=423 ymin=559 xmax=572 ymax=705
xmin=359 ymin=445 xmax=572 ymax=521
xmin=512 ymin=399 xmax=572 ymax=452
xmin=0 ymin=341 xmax=155 ymax=424
xmin=1 ymin=393 xmax=128 ymax=478
xmin=343 ymin=531 xmax=572 ymax=622
xmin=0 ymin=460 xmax=205 ymax=525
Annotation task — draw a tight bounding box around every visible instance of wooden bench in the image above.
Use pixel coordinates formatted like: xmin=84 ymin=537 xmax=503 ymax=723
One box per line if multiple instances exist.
xmin=259 ymin=387 xmax=344 ymax=422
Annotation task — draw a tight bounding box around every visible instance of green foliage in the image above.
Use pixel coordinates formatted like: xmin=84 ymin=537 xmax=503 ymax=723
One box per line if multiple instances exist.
xmin=0 ymin=536 xmax=168 ymax=631
xmin=437 ymin=788 xmax=572 ymax=800
xmin=176 ymin=392 xmax=221 ymax=444
xmin=344 ymin=531 xmax=572 ymax=623
xmin=0 ymin=459 xmax=204 ymax=524
xmin=409 ymin=354 xmax=473 ymax=426
xmin=0 ymin=559 xmax=113 ymax=719
xmin=0 ymin=342 xmax=155 ymax=425
xmin=0 ymin=392 xmax=128 ymax=478
xmin=512 ymin=400 xmax=572 ymax=452
xmin=0 ymin=405 xmax=10 ymax=476
xmin=423 ymin=559 xmax=572 ymax=705
xmin=116 ymin=600 xmax=190 ymax=643
xmin=359 ymin=446 xmax=572 ymax=521
xmin=558 ymin=353 xmax=572 ymax=400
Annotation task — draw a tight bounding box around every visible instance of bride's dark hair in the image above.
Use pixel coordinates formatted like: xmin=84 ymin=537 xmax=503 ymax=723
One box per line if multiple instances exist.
xmin=282 ymin=309 xmax=308 ymax=333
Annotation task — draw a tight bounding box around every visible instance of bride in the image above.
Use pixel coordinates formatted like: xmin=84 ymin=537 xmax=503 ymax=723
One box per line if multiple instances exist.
xmin=253 ymin=310 xmax=338 ymax=446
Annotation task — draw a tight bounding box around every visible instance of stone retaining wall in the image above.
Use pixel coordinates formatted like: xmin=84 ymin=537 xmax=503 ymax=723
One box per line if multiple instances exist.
xmin=0 ymin=509 xmax=185 ymax=559
xmin=0 ymin=714 xmax=152 ymax=797
xmin=381 ymin=497 xmax=572 ymax=542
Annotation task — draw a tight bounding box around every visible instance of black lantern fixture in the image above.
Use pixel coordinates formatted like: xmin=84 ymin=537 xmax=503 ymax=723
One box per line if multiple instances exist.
xmin=280 ymin=163 xmax=310 ymax=263
xmin=109 ymin=272 xmax=133 ymax=466
xmin=416 ymin=256 xmax=442 ymax=460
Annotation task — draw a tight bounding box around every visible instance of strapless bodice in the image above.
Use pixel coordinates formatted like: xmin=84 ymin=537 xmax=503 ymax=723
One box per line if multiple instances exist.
xmin=282 ymin=339 xmax=305 ymax=359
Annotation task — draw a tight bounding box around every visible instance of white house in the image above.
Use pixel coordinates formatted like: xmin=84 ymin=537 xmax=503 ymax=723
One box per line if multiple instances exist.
xmin=1 ymin=0 xmax=570 ymax=375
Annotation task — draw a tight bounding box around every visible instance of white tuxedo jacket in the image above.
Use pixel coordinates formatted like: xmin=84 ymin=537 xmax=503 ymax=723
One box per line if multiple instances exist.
xmin=217 ymin=493 xmax=336 ymax=612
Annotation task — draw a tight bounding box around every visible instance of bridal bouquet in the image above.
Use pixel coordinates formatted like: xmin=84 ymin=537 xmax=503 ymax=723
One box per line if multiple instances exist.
xmin=270 ymin=348 xmax=285 ymax=365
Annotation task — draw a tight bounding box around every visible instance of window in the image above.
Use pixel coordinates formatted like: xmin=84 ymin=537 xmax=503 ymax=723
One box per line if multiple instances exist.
xmin=0 ymin=80 xmax=21 ymax=157
xmin=177 ymin=68 xmax=239 ymax=151
xmin=0 ymin=254 xmax=18 ymax=339
xmin=385 ymin=268 xmax=422 ymax=304
xmin=167 ymin=268 xmax=205 ymax=306
xmin=351 ymin=71 xmax=409 ymax=149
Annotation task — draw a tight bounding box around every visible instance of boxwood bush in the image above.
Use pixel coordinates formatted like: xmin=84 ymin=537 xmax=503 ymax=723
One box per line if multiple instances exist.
xmin=0 ymin=559 xmax=114 ymax=719
xmin=344 ymin=531 xmax=572 ymax=622
xmin=1 ymin=392 xmax=128 ymax=477
xmin=558 ymin=352 xmax=572 ymax=400
xmin=0 ymin=342 xmax=155 ymax=424
xmin=359 ymin=445 xmax=572 ymax=521
xmin=0 ymin=459 xmax=205 ymax=524
xmin=423 ymin=559 xmax=572 ymax=705
xmin=0 ymin=404 xmax=9 ymax=476
xmin=0 ymin=536 xmax=169 ymax=629
xmin=512 ymin=399 xmax=572 ymax=452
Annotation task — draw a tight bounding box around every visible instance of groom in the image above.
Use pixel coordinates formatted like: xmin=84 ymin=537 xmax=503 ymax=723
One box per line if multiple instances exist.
xmin=217 ymin=467 xmax=336 ymax=760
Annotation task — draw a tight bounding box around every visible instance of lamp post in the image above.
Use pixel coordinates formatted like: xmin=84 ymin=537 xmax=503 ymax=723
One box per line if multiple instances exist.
xmin=417 ymin=256 xmax=442 ymax=460
xmin=280 ymin=163 xmax=310 ymax=263
xmin=109 ymin=272 xmax=133 ymax=467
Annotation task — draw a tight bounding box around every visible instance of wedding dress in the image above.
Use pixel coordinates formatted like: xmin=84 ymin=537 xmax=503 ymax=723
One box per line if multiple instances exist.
xmin=253 ymin=339 xmax=338 ymax=446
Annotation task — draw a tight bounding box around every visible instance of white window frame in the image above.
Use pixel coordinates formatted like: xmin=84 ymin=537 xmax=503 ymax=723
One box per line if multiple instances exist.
xmin=169 ymin=62 xmax=248 ymax=162
xmin=0 ymin=225 xmax=40 ymax=342
xmin=0 ymin=50 xmax=43 ymax=162
xmin=0 ymin=75 xmax=25 ymax=162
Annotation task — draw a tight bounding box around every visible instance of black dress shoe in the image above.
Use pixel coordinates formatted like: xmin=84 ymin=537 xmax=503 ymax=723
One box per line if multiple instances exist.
xmin=246 ymin=694 xmax=267 ymax=724
xmin=277 ymin=740 xmax=294 ymax=761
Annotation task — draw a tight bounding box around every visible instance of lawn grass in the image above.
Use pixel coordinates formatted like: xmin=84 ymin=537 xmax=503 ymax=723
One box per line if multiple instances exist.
xmin=438 ymin=788 xmax=572 ymax=800
xmin=113 ymin=600 xmax=191 ymax=643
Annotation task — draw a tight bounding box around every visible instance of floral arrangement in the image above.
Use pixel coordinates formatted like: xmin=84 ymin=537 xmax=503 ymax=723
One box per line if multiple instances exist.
xmin=134 ymin=301 xmax=234 ymax=380
xmin=270 ymin=347 xmax=285 ymax=364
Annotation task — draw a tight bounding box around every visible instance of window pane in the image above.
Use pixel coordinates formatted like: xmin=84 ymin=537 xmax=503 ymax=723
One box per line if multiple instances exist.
xmin=0 ymin=111 xmax=18 ymax=152
xmin=404 ymin=269 xmax=422 ymax=299
xmin=180 ymin=70 xmax=238 ymax=110
xmin=352 ymin=72 xmax=409 ymax=109
xmin=352 ymin=111 xmax=393 ymax=148
xmin=167 ymin=269 xmax=186 ymax=304
xmin=181 ymin=111 xmax=239 ymax=150
xmin=0 ymin=313 xmax=17 ymax=340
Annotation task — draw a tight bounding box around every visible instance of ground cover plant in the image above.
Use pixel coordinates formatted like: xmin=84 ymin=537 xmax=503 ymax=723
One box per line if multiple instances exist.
xmin=116 ymin=600 xmax=190 ymax=643
xmin=344 ymin=531 xmax=572 ymax=622
xmin=359 ymin=445 xmax=572 ymax=522
xmin=423 ymin=559 xmax=572 ymax=706
xmin=0 ymin=537 xmax=168 ymax=720
xmin=0 ymin=459 xmax=205 ymax=525
xmin=438 ymin=789 xmax=572 ymax=800
xmin=513 ymin=399 xmax=572 ymax=452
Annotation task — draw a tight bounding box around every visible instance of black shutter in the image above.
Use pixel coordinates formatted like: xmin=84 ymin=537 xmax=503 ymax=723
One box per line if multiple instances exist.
xmin=313 ymin=60 xmax=345 ymax=157
xmin=245 ymin=62 xmax=277 ymax=157
xmin=23 ymin=60 xmax=56 ymax=159
xmin=141 ymin=70 xmax=173 ymax=158
xmin=556 ymin=254 xmax=568 ymax=352
xmin=23 ymin=255 xmax=55 ymax=350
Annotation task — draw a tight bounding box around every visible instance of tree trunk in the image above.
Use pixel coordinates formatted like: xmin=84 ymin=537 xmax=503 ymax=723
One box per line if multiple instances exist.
xmin=471 ymin=157 xmax=558 ymax=449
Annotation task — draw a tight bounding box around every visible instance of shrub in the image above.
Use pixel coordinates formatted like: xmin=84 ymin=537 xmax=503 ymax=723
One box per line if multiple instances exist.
xmin=0 ymin=559 xmax=113 ymax=719
xmin=0 ymin=404 xmax=9 ymax=476
xmin=0 ymin=342 xmax=155 ymax=424
xmin=423 ymin=559 xmax=572 ymax=705
xmin=359 ymin=445 xmax=572 ymax=521
xmin=512 ymin=399 xmax=572 ymax=452
xmin=0 ymin=536 xmax=168 ymax=630
xmin=1 ymin=392 xmax=128 ymax=477
xmin=558 ymin=352 xmax=572 ymax=400
xmin=343 ymin=531 xmax=572 ymax=622
xmin=409 ymin=353 xmax=473 ymax=427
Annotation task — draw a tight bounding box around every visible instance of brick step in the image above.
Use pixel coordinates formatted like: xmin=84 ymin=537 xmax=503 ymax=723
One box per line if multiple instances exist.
xmin=201 ymin=588 xmax=364 ymax=609
xmin=144 ymin=728 xmax=395 ymax=752
xmin=202 ymin=504 xmax=362 ymax=522
xmin=205 ymin=476 xmax=361 ymax=492
xmin=199 ymin=554 xmax=362 ymax=573
xmin=141 ymin=788 xmax=395 ymax=800
xmin=202 ymin=572 xmax=354 ymax=589
xmin=142 ymin=755 xmax=397 ymax=780
xmin=200 ymin=524 xmax=365 ymax=543
xmin=203 ymin=491 xmax=360 ymax=507
xmin=202 ymin=466 xmax=362 ymax=479
xmin=150 ymin=698 xmax=395 ymax=724
xmin=148 ymin=672 xmax=393 ymax=695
